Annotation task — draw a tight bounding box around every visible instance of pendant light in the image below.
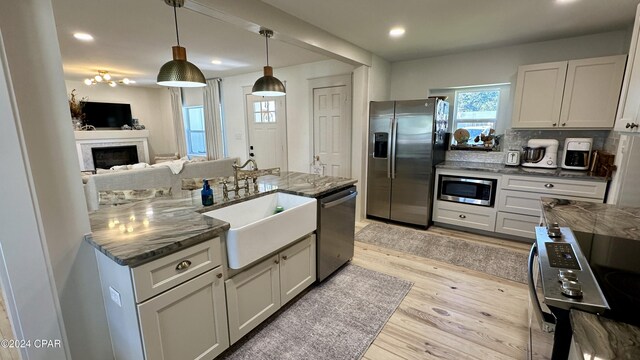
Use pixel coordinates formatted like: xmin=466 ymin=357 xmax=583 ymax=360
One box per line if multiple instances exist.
xmin=252 ymin=29 xmax=286 ymax=96
xmin=157 ymin=0 xmax=206 ymax=87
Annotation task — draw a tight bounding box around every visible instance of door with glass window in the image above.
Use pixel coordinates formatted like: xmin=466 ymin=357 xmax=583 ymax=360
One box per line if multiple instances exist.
xmin=244 ymin=92 xmax=287 ymax=170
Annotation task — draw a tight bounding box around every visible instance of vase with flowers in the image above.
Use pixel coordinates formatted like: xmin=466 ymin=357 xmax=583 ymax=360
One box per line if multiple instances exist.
xmin=68 ymin=89 xmax=87 ymax=130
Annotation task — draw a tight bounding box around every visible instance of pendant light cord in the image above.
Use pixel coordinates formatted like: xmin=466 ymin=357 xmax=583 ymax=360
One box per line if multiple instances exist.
xmin=265 ymin=33 xmax=269 ymax=66
xmin=173 ymin=4 xmax=180 ymax=46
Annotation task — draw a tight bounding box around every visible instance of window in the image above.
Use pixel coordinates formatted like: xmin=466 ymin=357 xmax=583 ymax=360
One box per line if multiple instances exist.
xmin=253 ymin=100 xmax=276 ymax=123
xmin=183 ymin=106 xmax=206 ymax=157
xmin=453 ymin=87 xmax=500 ymax=145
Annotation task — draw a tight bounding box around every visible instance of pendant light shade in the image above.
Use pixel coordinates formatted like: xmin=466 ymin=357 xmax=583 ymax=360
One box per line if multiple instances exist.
xmin=252 ymin=29 xmax=286 ymax=96
xmin=157 ymin=0 xmax=206 ymax=88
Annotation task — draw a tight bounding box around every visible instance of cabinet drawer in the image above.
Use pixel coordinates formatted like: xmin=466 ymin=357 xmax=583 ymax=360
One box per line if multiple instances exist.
xmin=497 ymin=190 xmax=545 ymax=216
xmin=131 ymin=238 xmax=222 ymax=303
xmin=501 ymin=175 xmax=606 ymax=199
xmin=495 ymin=212 xmax=541 ymax=239
xmin=434 ymin=201 xmax=496 ymax=231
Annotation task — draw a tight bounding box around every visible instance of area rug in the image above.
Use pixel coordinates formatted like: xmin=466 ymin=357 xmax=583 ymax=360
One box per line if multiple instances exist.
xmin=220 ymin=264 xmax=412 ymax=360
xmin=356 ymin=223 xmax=528 ymax=284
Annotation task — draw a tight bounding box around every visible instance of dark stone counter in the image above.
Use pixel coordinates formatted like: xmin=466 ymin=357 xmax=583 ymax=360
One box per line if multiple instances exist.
xmin=85 ymin=171 xmax=357 ymax=267
xmin=436 ymin=161 xmax=608 ymax=181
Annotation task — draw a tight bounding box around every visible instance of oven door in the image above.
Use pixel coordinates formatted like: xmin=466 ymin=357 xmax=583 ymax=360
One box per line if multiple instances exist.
xmin=528 ymin=244 xmax=555 ymax=359
xmin=438 ymin=175 xmax=496 ymax=206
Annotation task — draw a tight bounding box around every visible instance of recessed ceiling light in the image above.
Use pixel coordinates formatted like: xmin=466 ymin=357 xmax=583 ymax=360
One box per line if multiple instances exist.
xmin=73 ymin=32 xmax=94 ymax=41
xmin=389 ymin=27 xmax=406 ymax=38
xmin=211 ymin=60 xmax=222 ymax=65
xmin=556 ymin=0 xmax=579 ymax=4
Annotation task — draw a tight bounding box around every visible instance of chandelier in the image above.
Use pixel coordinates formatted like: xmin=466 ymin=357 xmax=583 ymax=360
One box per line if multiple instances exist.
xmin=84 ymin=70 xmax=135 ymax=87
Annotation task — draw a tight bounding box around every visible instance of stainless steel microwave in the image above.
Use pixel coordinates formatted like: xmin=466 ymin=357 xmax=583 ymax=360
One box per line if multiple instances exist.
xmin=437 ymin=175 xmax=497 ymax=207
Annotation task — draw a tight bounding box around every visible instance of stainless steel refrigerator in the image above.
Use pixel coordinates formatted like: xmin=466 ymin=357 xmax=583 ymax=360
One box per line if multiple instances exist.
xmin=366 ymin=98 xmax=449 ymax=227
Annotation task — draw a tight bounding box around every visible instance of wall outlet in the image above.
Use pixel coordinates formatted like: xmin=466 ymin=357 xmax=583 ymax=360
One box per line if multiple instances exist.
xmin=109 ymin=286 xmax=122 ymax=307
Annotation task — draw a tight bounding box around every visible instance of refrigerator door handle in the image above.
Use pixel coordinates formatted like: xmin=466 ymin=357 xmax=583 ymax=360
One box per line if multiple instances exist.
xmin=387 ymin=117 xmax=393 ymax=179
xmin=391 ymin=117 xmax=398 ymax=179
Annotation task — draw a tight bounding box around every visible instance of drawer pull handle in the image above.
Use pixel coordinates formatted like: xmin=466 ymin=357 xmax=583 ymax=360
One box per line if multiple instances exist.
xmin=282 ymin=255 xmax=288 ymax=261
xmin=175 ymin=260 xmax=192 ymax=271
xmin=216 ymin=273 xmax=222 ymax=279
xmin=459 ymin=214 xmax=466 ymax=219
xmin=544 ymin=183 xmax=554 ymax=188
xmin=275 ymin=259 xmax=280 ymax=264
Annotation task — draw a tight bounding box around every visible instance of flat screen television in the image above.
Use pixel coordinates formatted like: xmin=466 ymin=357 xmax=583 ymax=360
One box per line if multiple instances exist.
xmin=82 ymin=102 xmax=133 ymax=129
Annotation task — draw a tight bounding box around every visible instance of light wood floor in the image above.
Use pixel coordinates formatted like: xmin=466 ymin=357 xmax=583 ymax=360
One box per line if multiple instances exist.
xmin=0 ymin=290 xmax=19 ymax=360
xmin=0 ymin=221 xmax=548 ymax=360
xmin=355 ymin=220 xmax=552 ymax=360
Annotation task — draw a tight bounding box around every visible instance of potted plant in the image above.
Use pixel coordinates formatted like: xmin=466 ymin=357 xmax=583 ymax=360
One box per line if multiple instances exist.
xmin=68 ymin=89 xmax=86 ymax=130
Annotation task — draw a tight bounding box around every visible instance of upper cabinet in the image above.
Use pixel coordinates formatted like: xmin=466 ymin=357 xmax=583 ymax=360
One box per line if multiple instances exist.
xmin=615 ymin=4 xmax=640 ymax=133
xmin=512 ymin=55 xmax=626 ymax=129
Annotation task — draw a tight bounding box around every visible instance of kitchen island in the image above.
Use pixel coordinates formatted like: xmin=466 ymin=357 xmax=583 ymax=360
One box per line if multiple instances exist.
xmin=84 ymin=171 xmax=357 ymax=360
xmin=540 ymin=197 xmax=640 ymax=359
xmin=86 ymin=171 xmax=357 ymax=266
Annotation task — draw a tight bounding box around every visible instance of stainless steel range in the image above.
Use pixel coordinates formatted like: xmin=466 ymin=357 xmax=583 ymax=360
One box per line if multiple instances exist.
xmin=528 ymin=225 xmax=609 ymax=359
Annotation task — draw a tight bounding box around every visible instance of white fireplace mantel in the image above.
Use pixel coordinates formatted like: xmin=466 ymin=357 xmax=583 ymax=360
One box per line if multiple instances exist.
xmin=75 ymin=130 xmax=150 ymax=171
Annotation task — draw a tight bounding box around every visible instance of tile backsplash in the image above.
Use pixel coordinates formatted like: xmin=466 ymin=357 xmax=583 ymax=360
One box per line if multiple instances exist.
xmin=446 ymin=129 xmax=614 ymax=163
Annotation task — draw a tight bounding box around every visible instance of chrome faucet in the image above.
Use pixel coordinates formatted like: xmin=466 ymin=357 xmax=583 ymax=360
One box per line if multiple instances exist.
xmin=224 ymin=159 xmax=258 ymax=199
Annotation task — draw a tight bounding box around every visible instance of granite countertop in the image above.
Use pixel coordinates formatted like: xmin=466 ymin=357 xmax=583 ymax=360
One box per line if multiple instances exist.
xmin=540 ymin=197 xmax=640 ymax=240
xmin=85 ymin=171 xmax=357 ymax=267
xmin=436 ymin=161 xmax=608 ymax=181
xmin=570 ymin=310 xmax=640 ymax=359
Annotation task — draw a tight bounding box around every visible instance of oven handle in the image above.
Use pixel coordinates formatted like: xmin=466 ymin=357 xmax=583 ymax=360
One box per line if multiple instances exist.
xmin=528 ymin=243 xmax=556 ymax=333
xmin=441 ymin=176 xmax=494 ymax=186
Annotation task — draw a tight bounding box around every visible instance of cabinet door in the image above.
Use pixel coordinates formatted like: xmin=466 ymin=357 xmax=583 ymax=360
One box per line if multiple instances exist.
xmin=615 ymin=135 xmax=640 ymax=207
xmin=226 ymin=255 xmax=280 ymax=344
xmin=280 ymin=235 xmax=316 ymax=305
xmin=512 ymin=61 xmax=567 ymax=128
xmin=137 ymin=267 xmax=229 ymax=360
xmin=615 ymin=4 xmax=640 ymax=133
xmin=560 ymin=55 xmax=626 ymax=129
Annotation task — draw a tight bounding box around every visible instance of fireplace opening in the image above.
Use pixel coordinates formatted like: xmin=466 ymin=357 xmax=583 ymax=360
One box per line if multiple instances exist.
xmin=92 ymin=145 xmax=139 ymax=170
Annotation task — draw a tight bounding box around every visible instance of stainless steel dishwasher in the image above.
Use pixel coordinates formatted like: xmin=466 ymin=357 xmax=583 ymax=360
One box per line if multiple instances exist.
xmin=317 ymin=186 xmax=357 ymax=281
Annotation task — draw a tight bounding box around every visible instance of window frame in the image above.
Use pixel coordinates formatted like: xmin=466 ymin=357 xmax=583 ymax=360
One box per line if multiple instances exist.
xmin=182 ymin=105 xmax=207 ymax=158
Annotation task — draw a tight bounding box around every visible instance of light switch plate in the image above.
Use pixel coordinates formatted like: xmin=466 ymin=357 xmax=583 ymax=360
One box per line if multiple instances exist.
xmin=109 ymin=286 xmax=122 ymax=307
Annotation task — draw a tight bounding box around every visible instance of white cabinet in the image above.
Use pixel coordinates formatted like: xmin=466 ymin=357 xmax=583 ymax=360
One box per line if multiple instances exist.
xmin=433 ymin=200 xmax=497 ymax=232
xmin=615 ymin=4 xmax=640 ymax=133
xmin=512 ymin=56 xmax=626 ymax=129
xmin=279 ymin=235 xmax=316 ymax=305
xmin=512 ymin=61 xmax=567 ymax=128
xmin=225 ymin=254 xmax=281 ymax=344
xmin=496 ymin=176 xmax=606 ymax=239
xmin=95 ymin=238 xmax=229 ymax=360
xmin=138 ymin=267 xmax=229 ymax=360
xmin=225 ymin=235 xmax=316 ymax=345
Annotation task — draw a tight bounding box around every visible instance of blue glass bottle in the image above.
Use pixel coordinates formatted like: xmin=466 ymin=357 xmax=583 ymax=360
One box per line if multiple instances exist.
xmin=201 ymin=179 xmax=214 ymax=206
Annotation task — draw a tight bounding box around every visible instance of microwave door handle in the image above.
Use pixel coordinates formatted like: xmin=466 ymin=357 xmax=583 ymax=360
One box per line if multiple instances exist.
xmin=391 ymin=118 xmax=398 ymax=179
xmin=528 ymin=244 xmax=556 ymax=333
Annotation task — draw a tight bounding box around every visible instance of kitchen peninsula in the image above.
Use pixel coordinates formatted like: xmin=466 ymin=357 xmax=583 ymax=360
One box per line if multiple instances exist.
xmin=84 ymin=171 xmax=357 ymax=360
xmin=539 ymin=197 xmax=640 ymax=359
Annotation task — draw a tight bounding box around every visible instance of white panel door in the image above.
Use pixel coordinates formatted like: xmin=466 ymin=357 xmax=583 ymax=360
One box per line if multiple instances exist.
xmin=137 ymin=267 xmax=229 ymax=360
xmin=560 ymin=55 xmax=626 ymax=128
xmin=225 ymin=255 xmax=280 ymax=344
xmin=313 ymin=86 xmax=351 ymax=177
xmin=245 ymin=93 xmax=287 ymax=170
xmin=512 ymin=61 xmax=568 ymax=128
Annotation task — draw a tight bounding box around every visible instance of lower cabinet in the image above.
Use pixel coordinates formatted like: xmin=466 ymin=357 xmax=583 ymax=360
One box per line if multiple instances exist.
xmin=433 ymin=200 xmax=497 ymax=232
xmin=225 ymin=235 xmax=316 ymax=345
xmin=138 ymin=267 xmax=229 ymax=360
xmin=495 ymin=212 xmax=541 ymax=239
xmin=95 ymin=237 xmax=229 ymax=360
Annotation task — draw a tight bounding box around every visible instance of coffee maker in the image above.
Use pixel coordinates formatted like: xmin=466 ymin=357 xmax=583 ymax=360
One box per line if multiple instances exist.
xmin=562 ymin=138 xmax=593 ymax=170
xmin=521 ymin=139 xmax=559 ymax=169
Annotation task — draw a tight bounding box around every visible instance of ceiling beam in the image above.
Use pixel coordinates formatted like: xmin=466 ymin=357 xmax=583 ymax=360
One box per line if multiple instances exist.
xmin=185 ymin=0 xmax=373 ymax=67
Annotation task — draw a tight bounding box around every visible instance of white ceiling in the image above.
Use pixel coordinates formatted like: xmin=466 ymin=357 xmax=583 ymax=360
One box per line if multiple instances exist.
xmin=52 ymin=0 xmax=640 ymax=87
